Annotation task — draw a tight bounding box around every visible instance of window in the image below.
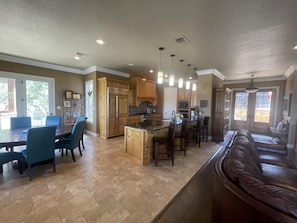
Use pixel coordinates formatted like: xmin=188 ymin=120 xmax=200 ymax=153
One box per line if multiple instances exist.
xmin=0 ymin=72 xmax=55 ymax=129
xmin=254 ymin=91 xmax=272 ymax=123
xmin=85 ymin=80 xmax=94 ymax=123
xmin=234 ymin=92 xmax=248 ymax=121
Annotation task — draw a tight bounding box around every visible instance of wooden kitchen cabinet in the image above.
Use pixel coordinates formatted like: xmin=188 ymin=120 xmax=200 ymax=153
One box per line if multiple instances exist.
xmin=129 ymin=77 xmax=157 ymax=106
xmin=98 ymin=77 xmax=129 ymax=138
xmin=128 ymin=115 xmax=142 ymax=124
xmin=177 ymin=89 xmax=191 ymax=102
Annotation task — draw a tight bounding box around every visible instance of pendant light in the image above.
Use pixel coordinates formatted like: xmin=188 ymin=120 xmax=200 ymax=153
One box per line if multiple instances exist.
xmin=192 ymin=67 xmax=197 ymax=91
xmin=178 ymin=60 xmax=184 ymax=88
xmin=186 ymin=64 xmax=191 ymax=90
xmin=157 ymin=47 xmax=164 ymax=84
xmin=245 ymin=74 xmax=258 ymax=93
xmin=169 ymin=54 xmax=175 ymax=86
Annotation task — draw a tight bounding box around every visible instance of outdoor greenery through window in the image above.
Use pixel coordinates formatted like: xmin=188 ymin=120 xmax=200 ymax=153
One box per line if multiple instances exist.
xmin=0 ymin=72 xmax=55 ymax=129
xmin=234 ymin=92 xmax=248 ymax=121
xmin=254 ymin=91 xmax=272 ymax=123
xmin=85 ymin=80 xmax=94 ymax=123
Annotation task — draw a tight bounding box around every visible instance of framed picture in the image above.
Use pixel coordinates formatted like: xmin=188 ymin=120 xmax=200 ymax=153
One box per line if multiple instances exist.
xmin=65 ymin=90 xmax=73 ymax=99
xmin=64 ymin=100 xmax=71 ymax=107
xmin=72 ymin=93 xmax=81 ymax=99
xmin=200 ymin=100 xmax=208 ymax=107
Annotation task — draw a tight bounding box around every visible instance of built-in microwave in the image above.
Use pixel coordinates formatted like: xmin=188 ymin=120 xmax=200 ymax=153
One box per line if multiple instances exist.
xmin=178 ymin=101 xmax=189 ymax=108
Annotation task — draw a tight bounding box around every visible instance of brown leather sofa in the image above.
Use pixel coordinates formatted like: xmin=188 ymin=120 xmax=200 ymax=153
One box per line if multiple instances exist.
xmin=212 ymin=129 xmax=297 ymax=223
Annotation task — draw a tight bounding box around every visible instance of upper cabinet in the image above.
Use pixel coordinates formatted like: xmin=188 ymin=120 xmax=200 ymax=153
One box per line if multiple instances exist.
xmin=177 ymin=89 xmax=191 ymax=102
xmin=129 ymin=77 xmax=157 ymax=106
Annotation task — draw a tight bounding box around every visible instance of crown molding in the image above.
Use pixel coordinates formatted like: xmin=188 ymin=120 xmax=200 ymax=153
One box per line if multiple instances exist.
xmin=0 ymin=53 xmax=129 ymax=77
xmin=223 ymin=76 xmax=286 ymax=84
xmin=196 ymin=68 xmax=225 ymax=80
xmin=284 ymin=65 xmax=297 ymax=78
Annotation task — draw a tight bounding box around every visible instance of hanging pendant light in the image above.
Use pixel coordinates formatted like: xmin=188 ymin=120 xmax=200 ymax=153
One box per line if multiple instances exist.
xmin=186 ymin=64 xmax=191 ymax=90
xmin=192 ymin=67 xmax=197 ymax=91
xmin=245 ymin=74 xmax=258 ymax=93
xmin=169 ymin=54 xmax=175 ymax=86
xmin=157 ymin=47 xmax=164 ymax=84
xmin=178 ymin=60 xmax=184 ymax=88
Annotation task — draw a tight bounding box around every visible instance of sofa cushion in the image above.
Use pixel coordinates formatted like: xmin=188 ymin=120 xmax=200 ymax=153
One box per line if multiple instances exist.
xmin=233 ymin=135 xmax=262 ymax=172
xmin=261 ymin=163 xmax=297 ymax=193
xmin=239 ymin=174 xmax=297 ymax=219
xmin=223 ymin=145 xmax=263 ymax=183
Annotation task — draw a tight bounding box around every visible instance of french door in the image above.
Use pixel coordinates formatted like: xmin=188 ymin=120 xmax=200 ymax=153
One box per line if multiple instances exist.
xmin=231 ymin=88 xmax=277 ymax=135
xmin=0 ymin=72 xmax=55 ymax=129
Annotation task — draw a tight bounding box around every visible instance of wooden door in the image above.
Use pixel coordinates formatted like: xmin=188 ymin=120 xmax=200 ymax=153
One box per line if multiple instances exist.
xmin=231 ymin=89 xmax=276 ymax=135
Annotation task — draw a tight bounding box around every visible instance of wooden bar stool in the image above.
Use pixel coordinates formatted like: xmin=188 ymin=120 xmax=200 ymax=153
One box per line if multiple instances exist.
xmin=187 ymin=119 xmax=201 ymax=147
xmin=153 ymin=122 xmax=176 ymax=166
xmin=174 ymin=119 xmax=188 ymax=156
xmin=201 ymin=116 xmax=209 ymax=142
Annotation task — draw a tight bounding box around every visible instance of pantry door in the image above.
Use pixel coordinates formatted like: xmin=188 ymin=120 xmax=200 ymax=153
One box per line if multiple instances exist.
xmin=231 ymin=89 xmax=276 ymax=135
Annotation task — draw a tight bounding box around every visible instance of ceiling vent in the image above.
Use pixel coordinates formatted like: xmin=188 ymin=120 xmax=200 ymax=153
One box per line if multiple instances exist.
xmin=175 ymin=36 xmax=190 ymax=44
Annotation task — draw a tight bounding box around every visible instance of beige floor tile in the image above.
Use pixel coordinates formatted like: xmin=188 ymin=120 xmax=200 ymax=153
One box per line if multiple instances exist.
xmin=0 ymin=134 xmax=220 ymax=222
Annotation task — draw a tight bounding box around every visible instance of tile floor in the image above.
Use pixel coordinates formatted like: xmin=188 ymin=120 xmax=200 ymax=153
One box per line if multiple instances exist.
xmin=0 ymin=134 xmax=220 ymax=223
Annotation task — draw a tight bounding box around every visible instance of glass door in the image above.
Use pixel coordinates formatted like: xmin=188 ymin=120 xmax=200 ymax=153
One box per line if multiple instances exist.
xmin=231 ymin=89 xmax=276 ymax=134
xmin=0 ymin=72 xmax=55 ymax=129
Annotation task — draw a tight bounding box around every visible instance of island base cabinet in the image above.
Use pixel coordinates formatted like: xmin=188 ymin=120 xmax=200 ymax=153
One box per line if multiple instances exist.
xmin=124 ymin=126 xmax=168 ymax=165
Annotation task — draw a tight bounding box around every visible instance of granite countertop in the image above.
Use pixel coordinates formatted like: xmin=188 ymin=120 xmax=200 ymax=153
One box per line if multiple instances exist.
xmin=125 ymin=120 xmax=170 ymax=131
xmin=129 ymin=113 xmax=161 ymax=116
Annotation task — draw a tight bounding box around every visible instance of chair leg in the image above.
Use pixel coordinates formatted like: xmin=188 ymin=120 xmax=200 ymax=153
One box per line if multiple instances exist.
xmin=171 ymin=147 xmax=174 ymax=166
xmin=0 ymin=165 xmax=3 ymax=174
xmin=52 ymin=158 xmax=56 ymax=172
xmin=71 ymin=151 xmax=76 ymax=162
xmin=28 ymin=164 xmax=32 ymax=181
xmin=18 ymin=160 xmax=23 ymax=174
xmin=78 ymin=145 xmax=82 ymax=157
xmin=81 ymin=139 xmax=85 ymax=150
xmin=154 ymin=142 xmax=159 ymax=166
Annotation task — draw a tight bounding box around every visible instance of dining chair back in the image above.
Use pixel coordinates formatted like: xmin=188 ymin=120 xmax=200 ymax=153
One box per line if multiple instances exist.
xmin=75 ymin=116 xmax=87 ymax=149
xmin=21 ymin=126 xmax=57 ymax=180
xmin=10 ymin=117 xmax=31 ymax=129
xmin=55 ymin=121 xmax=85 ymax=162
xmin=46 ymin=115 xmax=61 ymax=130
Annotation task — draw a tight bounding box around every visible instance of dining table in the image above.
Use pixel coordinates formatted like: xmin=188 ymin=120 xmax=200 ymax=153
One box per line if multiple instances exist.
xmin=0 ymin=125 xmax=73 ymax=149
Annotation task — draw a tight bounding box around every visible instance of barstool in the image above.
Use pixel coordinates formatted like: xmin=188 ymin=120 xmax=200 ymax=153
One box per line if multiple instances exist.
xmin=187 ymin=118 xmax=201 ymax=147
xmin=201 ymin=116 xmax=209 ymax=142
xmin=174 ymin=119 xmax=188 ymax=156
xmin=153 ymin=122 xmax=176 ymax=166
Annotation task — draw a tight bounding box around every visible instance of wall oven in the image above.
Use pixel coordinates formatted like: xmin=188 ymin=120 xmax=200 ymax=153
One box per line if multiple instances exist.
xmin=178 ymin=101 xmax=190 ymax=119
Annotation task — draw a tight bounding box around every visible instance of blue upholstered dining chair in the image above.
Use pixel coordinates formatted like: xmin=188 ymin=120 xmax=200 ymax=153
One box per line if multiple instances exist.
xmin=75 ymin=116 xmax=87 ymax=150
xmin=10 ymin=117 xmax=31 ymax=129
xmin=55 ymin=121 xmax=85 ymax=162
xmin=0 ymin=151 xmax=23 ymax=174
xmin=45 ymin=115 xmax=61 ymax=131
xmin=21 ymin=126 xmax=57 ymax=181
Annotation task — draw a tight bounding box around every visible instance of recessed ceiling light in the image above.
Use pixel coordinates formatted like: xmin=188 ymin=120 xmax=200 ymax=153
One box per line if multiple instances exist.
xmin=128 ymin=63 xmax=134 ymax=66
xmin=294 ymin=45 xmax=297 ymax=50
xmin=149 ymin=69 xmax=154 ymax=73
xmin=96 ymin=39 xmax=105 ymax=45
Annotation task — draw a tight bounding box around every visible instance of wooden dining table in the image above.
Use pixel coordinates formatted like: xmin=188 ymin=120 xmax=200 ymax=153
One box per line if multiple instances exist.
xmin=0 ymin=125 xmax=73 ymax=149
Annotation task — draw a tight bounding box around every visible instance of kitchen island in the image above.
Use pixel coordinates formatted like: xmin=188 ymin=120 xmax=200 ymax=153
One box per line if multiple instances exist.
xmin=124 ymin=120 xmax=171 ymax=165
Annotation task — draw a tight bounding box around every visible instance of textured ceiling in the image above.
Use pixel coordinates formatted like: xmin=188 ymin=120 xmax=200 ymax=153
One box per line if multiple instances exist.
xmin=1 ymin=0 xmax=297 ymax=81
